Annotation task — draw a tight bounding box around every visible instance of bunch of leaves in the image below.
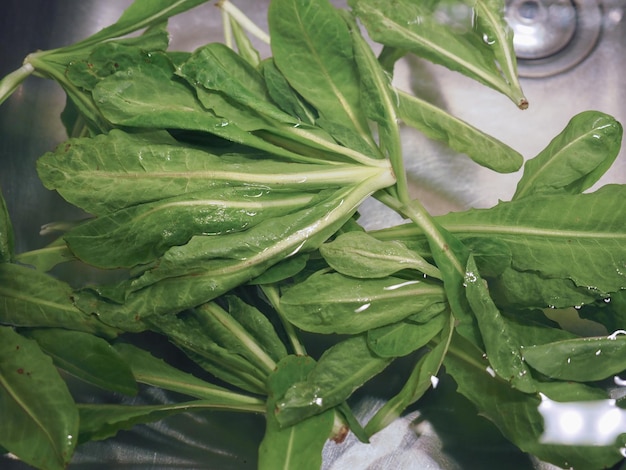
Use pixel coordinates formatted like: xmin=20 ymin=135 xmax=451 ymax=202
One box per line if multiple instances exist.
xmin=1 ymin=1 xmax=625 ymax=469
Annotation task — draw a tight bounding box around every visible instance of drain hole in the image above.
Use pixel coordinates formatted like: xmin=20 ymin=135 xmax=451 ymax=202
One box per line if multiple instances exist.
xmin=519 ymin=1 xmax=541 ymax=20
xmin=505 ymin=0 xmax=602 ymax=77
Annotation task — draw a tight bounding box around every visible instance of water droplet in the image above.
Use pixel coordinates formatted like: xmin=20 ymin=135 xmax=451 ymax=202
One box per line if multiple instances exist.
xmin=464 ymin=271 xmax=477 ymax=284
xmin=485 ymin=366 xmax=496 ymax=377
xmin=482 ymin=33 xmax=496 ymax=45
xmin=313 ymin=396 xmax=323 ymax=406
xmin=608 ymin=330 xmax=626 ymax=340
xmin=430 ymin=375 xmax=439 ymax=389
xmin=354 ymin=303 xmax=371 ymax=313
xmin=614 ymin=376 xmax=626 ymax=387
xmin=383 ymin=280 xmax=420 ymax=291
xmin=604 ymin=297 xmax=612 ymax=303
xmin=573 ymin=305 xmax=582 ymax=310
xmin=596 ymin=349 xmax=602 ymax=356
xmin=620 ymin=447 xmax=626 ymax=458
xmin=567 ymin=357 xmax=571 ymax=364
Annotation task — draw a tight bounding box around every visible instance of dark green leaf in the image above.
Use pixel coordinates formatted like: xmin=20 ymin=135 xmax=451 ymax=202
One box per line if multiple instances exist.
xmin=78 ymin=399 xmax=259 ymax=444
xmin=226 ymin=296 xmax=288 ymax=364
xmin=0 ymin=326 xmax=78 ymax=470
xmin=259 ymin=59 xmax=316 ymax=125
xmin=145 ymin=310 xmax=268 ymax=394
xmin=0 ymin=263 xmax=116 ymax=336
xmin=274 ymin=335 xmax=391 ymax=427
xmin=279 ymin=272 xmax=446 ymax=334
xmin=259 ymin=355 xmax=334 ymax=470
xmin=464 ymin=256 xmax=536 ymax=392
xmin=113 ymin=342 xmax=265 ymax=407
xmin=14 ymin=237 xmax=75 ymax=272
xmin=367 ymin=306 xmax=447 ymax=357
xmin=23 ymin=328 xmax=137 ymax=395
xmin=523 ymin=335 xmax=626 ymax=382
xmin=365 ymin=315 xmax=453 ymax=435
xmin=444 ymin=332 xmax=623 ymax=469
xmin=513 ymin=111 xmax=623 ymax=199
xmin=0 ymin=186 xmax=14 ymax=262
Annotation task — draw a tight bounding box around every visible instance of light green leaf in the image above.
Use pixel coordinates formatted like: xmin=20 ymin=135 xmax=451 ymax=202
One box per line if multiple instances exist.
xmin=0 ymin=326 xmax=78 ymax=470
xmin=320 ymin=231 xmax=441 ymax=279
xmin=279 ymin=272 xmax=446 ymax=334
xmin=58 ymin=0 xmax=209 ymax=54
xmin=472 ymin=0 xmax=527 ymax=108
xmin=38 ymin=129 xmax=377 ymax=216
xmin=64 ymin=188 xmax=316 ymax=269
xmin=391 ymin=185 xmax=626 ymax=296
xmin=350 ymin=0 xmax=524 ymax=106
xmin=513 ymin=111 xmax=623 ymax=199
xmin=77 ymin=176 xmax=393 ymax=324
xmin=397 ymin=90 xmax=523 ymax=173
xmin=269 ymin=0 xmax=377 ymax=153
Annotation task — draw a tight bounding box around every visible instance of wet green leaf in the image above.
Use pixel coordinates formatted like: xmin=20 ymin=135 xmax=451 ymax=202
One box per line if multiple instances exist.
xmin=365 ymin=315 xmax=453 ymax=435
xmin=269 ymin=0 xmax=376 ymax=153
xmin=464 ymin=256 xmax=536 ymax=393
xmin=275 ymin=335 xmax=392 ymax=427
xmin=259 ymin=355 xmax=334 ymax=470
xmin=64 ymin=188 xmax=316 ymax=269
xmin=0 ymin=326 xmax=78 ymax=470
xmin=513 ymin=111 xmax=623 ymax=199
xmin=23 ymin=328 xmax=137 ymax=396
xmin=367 ymin=306 xmax=447 ymax=358
xmin=350 ymin=0 xmax=524 ymax=106
xmin=444 ymin=332 xmax=623 ymax=470
xmin=113 ymin=342 xmax=265 ymax=407
xmin=523 ymin=335 xmax=626 ymax=382
xmin=0 ymin=263 xmax=116 ymax=336
xmin=320 ymin=231 xmax=441 ymax=279
xmin=279 ymin=272 xmax=446 ymax=334
xmin=397 ymin=90 xmax=523 ymax=173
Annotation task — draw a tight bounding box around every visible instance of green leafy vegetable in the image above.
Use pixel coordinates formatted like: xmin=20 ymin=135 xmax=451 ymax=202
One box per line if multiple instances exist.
xmin=1 ymin=0 xmax=625 ymax=468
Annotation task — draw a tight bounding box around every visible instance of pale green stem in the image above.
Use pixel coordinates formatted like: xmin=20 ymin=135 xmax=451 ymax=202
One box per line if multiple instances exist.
xmin=218 ymin=0 xmax=270 ymax=45
xmin=200 ymin=302 xmax=277 ymax=374
xmin=0 ymin=63 xmax=35 ymax=106
xmin=376 ymin=191 xmax=464 ymax=276
xmin=261 ymin=284 xmax=306 ymax=356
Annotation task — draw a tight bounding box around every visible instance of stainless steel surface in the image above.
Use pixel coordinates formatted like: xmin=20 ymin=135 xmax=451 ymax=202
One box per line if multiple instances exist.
xmin=1 ymin=0 xmax=625 ymax=468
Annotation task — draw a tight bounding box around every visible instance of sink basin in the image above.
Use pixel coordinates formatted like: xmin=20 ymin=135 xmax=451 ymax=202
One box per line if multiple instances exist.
xmin=0 ymin=1 xmax=624 ymax=469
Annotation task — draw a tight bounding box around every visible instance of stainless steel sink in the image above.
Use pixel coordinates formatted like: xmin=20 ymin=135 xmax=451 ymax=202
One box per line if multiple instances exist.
xmin=1 ymin=1 xmax=625 ymax=469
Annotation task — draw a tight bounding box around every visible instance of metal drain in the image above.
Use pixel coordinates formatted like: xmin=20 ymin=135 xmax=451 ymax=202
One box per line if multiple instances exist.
xmin=505 ymin=0 xmax=603 ymax=77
